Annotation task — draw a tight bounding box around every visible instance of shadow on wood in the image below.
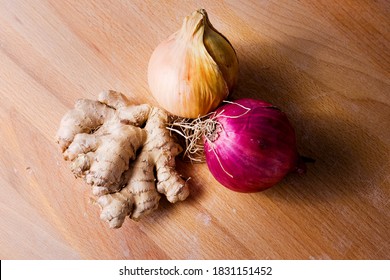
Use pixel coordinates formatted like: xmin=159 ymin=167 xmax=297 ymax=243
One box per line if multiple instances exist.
xmin=230 ymin=40 xmax=389 ymax=205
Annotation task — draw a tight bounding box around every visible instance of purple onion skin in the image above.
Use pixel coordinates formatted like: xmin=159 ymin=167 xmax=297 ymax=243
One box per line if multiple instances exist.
xmin=204 ymin=98 xmax=303 ymax=193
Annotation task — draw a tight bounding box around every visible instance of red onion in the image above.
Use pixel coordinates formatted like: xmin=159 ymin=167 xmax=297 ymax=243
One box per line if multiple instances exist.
xmin=204 ymin=98 xmax=305 ymax=192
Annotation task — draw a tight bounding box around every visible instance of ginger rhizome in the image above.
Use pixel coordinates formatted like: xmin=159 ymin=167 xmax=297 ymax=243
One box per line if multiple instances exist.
xmin=56 ymin=90 xmax=189 ymax=228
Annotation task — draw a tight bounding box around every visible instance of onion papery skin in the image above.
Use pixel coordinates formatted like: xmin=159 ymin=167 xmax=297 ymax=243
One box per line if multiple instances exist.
xmin=204 ymin=98 xmax=301 ymax=192
xmin=147 ymin=9 xmax=238 ymax=118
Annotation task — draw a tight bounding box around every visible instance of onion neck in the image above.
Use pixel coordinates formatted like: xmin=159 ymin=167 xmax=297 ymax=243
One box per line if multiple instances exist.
xmin=294 ymin=156 xmax=315 ymax=174
xmin=179 ymin=10 xmax=204 ymax=41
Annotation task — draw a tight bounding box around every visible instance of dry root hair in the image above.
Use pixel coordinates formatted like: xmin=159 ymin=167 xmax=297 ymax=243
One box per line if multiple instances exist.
xmin=167 ymin=100 xmax=251 ymax=163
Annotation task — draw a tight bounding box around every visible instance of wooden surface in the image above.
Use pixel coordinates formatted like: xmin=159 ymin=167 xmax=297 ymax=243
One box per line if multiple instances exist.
xmin=0 ymin=0 xmax=389 ymax=260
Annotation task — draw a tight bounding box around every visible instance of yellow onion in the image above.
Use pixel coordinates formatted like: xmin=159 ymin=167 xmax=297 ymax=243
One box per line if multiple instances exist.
xmin=148 ymin=9 xmax=239 ymax=118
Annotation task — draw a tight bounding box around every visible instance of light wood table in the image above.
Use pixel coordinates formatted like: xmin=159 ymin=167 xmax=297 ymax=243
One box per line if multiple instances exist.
xmin=0 ymin=0 xmax=389 ymax=259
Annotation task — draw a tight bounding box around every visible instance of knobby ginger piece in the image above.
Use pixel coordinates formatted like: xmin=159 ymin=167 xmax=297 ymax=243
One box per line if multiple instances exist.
xmin=56 ymin=90 xmax=189 ymax=228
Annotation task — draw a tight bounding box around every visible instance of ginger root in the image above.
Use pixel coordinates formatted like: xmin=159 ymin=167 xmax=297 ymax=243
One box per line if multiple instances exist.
xmin=56 ymin=90 xmax=189 ymax=228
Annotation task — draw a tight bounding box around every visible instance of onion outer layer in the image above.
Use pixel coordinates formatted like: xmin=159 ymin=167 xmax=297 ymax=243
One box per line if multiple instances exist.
xmin=204 ymin=98 xmax=304 ymax=192
xmin=147 ymin=9 xmax=239 ymax=118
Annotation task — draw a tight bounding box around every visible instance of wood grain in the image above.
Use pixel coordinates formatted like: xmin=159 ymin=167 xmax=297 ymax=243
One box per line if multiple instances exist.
xmin=0 ymin=0 xmax=389 ymax=259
